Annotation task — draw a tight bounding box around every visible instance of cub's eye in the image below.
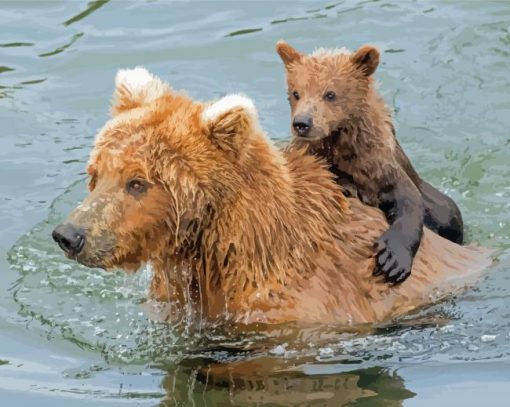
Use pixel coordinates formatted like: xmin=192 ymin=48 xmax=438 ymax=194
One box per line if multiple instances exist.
xmin=126 ymin=179 xmax=147 ymax=196
xmin=324 ymin=91 xmax=336 ymax=101
xmin=292 ymin=91 xmax=300 ymax=100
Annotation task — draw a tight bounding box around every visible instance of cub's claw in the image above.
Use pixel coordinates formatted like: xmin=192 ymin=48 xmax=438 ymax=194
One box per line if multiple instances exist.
xmin=373 ymin=233 xmax=413 ymax=284
xmin=385 ymin=265 xmax=410 ymax=284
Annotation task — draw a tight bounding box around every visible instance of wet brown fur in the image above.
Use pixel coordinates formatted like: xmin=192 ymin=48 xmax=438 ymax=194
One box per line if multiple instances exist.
xmin=61 ymin=70 xmax=491 ymax=326
xmin=277 ymin=41 xmax=418 ymax=206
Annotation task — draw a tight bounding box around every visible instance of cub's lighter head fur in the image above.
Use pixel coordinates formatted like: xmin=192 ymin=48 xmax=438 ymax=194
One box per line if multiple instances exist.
xmin=276 ymin=40 xmax=381 ymax=142
xmin=310 ymin=47 xmax=351 ymax=58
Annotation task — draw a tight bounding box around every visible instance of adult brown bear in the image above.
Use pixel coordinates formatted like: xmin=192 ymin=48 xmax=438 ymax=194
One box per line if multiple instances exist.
xmin=52 ymin=68 xmax=491 ymax=326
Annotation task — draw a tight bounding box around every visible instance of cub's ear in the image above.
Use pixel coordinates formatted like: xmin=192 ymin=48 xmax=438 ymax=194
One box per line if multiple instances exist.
xmin=276 ymin=40 xmax=303 ymax=66
xmin=112 ymin=66 xmax=170 ymax=115
xmin=351 ymin=45 xmax=380 ymax=76
xmin=202 ymin=94 xmax=258 ymax=157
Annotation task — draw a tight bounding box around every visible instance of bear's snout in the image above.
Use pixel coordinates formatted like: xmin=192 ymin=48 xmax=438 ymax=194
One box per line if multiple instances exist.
xmin=292 ymin=114 xmax=313 ymax=137
xmin=52 ymin=223 xmax=86 ymax=256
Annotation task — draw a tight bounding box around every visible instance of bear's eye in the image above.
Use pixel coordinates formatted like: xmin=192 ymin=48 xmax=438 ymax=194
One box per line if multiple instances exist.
xmin=126 ymin=179 xmax=148 ymax=196
xmin=292 ymin=91 xmax=300 ymax=100
xmin=324 ymin=91 xmax=336 ymax=101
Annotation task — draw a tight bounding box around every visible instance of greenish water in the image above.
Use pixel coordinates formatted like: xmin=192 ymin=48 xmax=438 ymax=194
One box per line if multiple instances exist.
xmin=1 ymin=0 xmax=510 ymax=405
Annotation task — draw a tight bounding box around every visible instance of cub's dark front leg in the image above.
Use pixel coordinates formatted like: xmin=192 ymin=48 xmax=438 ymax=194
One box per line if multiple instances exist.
xmin=375 ymin=177 xmax=425 ymax=284
xmin=420 ymin=181 xmax=464 ymax=244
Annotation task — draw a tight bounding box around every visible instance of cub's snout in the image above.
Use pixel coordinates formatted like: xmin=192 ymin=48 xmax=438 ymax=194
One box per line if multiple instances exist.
xmin=292 ymin=114 xmax=313 ymax=137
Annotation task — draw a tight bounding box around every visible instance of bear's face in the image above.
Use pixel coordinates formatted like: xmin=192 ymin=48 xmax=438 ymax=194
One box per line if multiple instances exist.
xmin=53 ymin=68 xmax=259 ymax=272
xmin=276 ymin=41 xmax=380 ymax=142
xmin=63 ymin=120 xmax=192 ymax=271
xmin=66 ymin=145 xmax=174 ymax=271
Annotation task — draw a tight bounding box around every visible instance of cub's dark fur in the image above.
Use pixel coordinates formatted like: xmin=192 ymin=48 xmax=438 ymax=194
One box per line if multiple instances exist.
xmin=277 ymin=40 xmax=463 ymax=284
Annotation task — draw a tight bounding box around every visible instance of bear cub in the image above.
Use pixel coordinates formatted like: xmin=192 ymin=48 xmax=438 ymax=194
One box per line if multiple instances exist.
xmin=276 ymin=41 xmax=464 ymax=284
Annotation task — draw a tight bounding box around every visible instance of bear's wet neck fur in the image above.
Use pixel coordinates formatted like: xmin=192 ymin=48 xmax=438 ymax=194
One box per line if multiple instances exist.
xmin=153 ymin=136 xmax=355 ymax=320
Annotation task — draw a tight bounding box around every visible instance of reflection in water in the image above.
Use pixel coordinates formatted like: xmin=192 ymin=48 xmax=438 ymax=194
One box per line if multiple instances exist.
xmin=0 ymin=42 xmax=34 ymax=47
xmin=226 ymin=28 xmax=263 ymax=37
xmin=160 ymin=358 xmax=415 ymax=406
xmin=63 ymin=0 xmax=111 ymax=26
xmin=39 ymin=32 xmax=84 ymax=58
xmin=0 ymin=66 xmax=15 ymax=74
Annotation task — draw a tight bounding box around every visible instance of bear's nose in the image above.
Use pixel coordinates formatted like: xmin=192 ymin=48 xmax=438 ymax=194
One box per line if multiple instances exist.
xmin=52 ymin=223 xmax=86 ymax=256
xmin=292 ymin=115 xmax=313 ymax=137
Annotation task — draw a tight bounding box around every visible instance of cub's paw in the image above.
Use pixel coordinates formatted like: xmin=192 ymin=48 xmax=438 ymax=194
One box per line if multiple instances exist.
xmin=373 ymin=232 xmax=413 ymax=284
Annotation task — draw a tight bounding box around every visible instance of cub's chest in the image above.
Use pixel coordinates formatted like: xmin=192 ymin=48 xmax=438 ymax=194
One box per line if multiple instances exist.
xmin=328 ymin=145 xmax=380 ymax=206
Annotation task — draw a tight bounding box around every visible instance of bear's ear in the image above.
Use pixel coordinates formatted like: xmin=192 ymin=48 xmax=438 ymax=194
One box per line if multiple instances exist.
xmin=351 ymin=45 xmax=380 ymax=76
xmin=111 ymin=67 xmax=170 ymax=115
xmin=276 ymin=40 xmax=303 ymax=66
xmin=202 ymin=94 xmax=258 ymax=156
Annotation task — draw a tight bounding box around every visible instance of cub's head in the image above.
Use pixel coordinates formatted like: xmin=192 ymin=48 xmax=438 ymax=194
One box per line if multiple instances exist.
xmin=52 ymin=67 xmax=259 ymax=272
xmin=276 ymin=40 xmax=380 ymax=142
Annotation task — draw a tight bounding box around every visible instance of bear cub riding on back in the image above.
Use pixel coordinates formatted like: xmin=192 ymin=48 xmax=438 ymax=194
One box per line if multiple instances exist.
xmin=276 ymin=41 xmax=464 ymax=284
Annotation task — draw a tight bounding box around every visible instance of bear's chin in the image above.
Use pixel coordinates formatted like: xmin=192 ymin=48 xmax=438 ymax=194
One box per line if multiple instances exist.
xmin=74 ymin=256 xmax=142 ymax=274
xmin=292 ymin=131 xmax=327 ymax=143
xmin=71 ymin=254 xmax=108 ymax=270
xmin=291 ymin=127 xmax=345 ymax=143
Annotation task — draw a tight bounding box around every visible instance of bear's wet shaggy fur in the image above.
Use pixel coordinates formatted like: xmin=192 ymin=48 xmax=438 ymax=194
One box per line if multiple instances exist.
xmin=53 ymin=68 xmax=490 ymax=326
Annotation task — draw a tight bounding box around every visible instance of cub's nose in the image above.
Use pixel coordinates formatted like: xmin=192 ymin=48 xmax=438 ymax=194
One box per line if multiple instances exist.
xmin=52 ymin=223 xmax=85 ymax=255
xmin=292 ymin=115 xmax=313 ymax=137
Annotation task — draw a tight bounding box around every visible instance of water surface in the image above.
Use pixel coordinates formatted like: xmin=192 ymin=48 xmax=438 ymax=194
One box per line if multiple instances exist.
xmin=1 ymin=1 xmax=510 ymax=405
